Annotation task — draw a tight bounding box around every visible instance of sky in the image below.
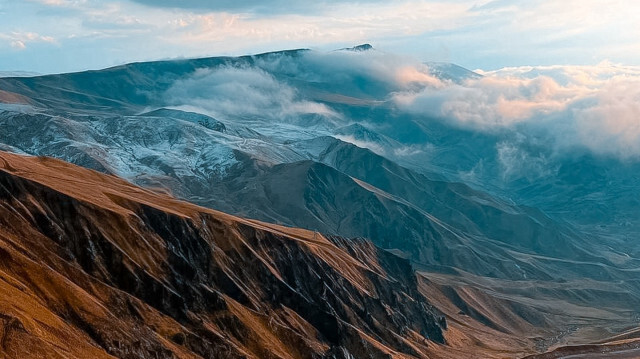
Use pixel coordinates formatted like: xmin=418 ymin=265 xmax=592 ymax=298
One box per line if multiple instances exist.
xmin=0 ymin=0 xmax=639 ymax=74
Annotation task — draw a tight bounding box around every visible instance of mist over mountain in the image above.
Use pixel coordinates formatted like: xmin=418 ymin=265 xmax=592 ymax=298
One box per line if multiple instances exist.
xmin=1 ymin=46 xmax=640 ymax=357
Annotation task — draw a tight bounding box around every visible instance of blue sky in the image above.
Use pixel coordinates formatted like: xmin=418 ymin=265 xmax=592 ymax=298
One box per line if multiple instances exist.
xmin=1 ymin=0 xmax=639 ymax=74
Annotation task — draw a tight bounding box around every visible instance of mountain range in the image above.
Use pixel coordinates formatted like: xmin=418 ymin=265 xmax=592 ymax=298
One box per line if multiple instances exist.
xmin=1 ymin=46 xmax=639 ymax=358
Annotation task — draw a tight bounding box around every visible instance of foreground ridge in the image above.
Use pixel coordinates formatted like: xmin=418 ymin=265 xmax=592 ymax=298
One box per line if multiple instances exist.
xmin=0 ymin=151 xmax=446 ymax=359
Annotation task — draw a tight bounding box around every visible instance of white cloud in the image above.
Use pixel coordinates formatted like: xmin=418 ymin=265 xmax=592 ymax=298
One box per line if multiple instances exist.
xmin=573 ymin=78 xmax=640 ymax=158
xmin=152 ymin=1 xmax=471 ymax=53
xmin=162 ymin=48 xmax=447 ymax=124
xmin=496 ymin=140 xmax=558 ymax=181
xmin=10 ymin=40 xmax=26 ymax=49
xmin=255 ymin=48 xmax=445 ymax=94
xmin=161 ymin=49 xmax=640 ymax=160
xmin=0 ymin=31 xmax=56 ymax=50
xmin=34 ymin=0 xmax=86 ymax=6
xmin=163 ymin=65 xmax=339 ymax=121
xmin=394 ymin=62 xmax=640 ymax=159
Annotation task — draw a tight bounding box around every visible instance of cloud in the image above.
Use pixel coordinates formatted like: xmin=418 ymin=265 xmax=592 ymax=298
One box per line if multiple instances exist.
xmin=496 ymin=139 xmax=558 ymax=181
xmin=394 ymin=74 xmax=576 ymax=126
xmin=0 ymin=31 xmax=56 ymax=50
xmin=4 ymin=0 xmax=640 ymax=74
xmin=26 ymin=0 xmax=84 ymax=6
xmin=254 ymin=48 xmax=445 ymax=95
xmin=573 ymin=78 xmax=640 ymax=158
xmin=163 ymin=65 xmax=339 ymax=122
xmin=162 ymin=48 xmax=640 ymax=162
xmin=127 ymin=0 xmax=390 ymax=13
xmin=394 ymin=62 xmax=640 ymax=159
xmin=162 ymin=47 xmax=449 ymax=123
xmin=0 ymin=0 xmax=479 ymax=73
xmin=10 ymin=40 xmax=26 ymax=49
xmin=155 ymin=1 xmax=471 ymax=52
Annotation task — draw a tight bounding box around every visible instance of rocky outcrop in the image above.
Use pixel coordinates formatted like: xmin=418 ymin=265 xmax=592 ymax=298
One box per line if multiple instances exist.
xmin=0 ymin=151 xmax=445 ymax=358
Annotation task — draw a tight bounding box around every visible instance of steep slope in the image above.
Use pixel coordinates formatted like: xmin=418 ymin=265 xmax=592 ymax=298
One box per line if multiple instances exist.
xmin=0 ymin=150 xmax=448 ymax=358
xmin=199 ymin=156 xmax=638 ymax=282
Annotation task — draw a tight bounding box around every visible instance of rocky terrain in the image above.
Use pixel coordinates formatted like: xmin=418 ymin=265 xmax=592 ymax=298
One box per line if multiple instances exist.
xmin=1 ymin=46 xmax=639 ymax=357
xmin=0 ymin=150 xmax=451 ymax=358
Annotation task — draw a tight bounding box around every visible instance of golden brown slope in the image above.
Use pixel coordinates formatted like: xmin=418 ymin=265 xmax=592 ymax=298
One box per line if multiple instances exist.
xmin=0 ymin=151 xmax=446 ymax=358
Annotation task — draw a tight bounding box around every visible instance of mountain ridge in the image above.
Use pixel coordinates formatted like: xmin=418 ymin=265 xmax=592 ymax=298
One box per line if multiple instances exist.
xmin=0 ymin=150 xmax=452 ymax=358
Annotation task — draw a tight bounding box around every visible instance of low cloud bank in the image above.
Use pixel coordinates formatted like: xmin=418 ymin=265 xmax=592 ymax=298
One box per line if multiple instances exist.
xmin=395 ymin=62 xmax=640 ymax=159
xmin=164 ymin=65 xmax=338 ymax=121
xmin=164 ymin=48 xmax=640 ymax=160
xmin=162 ymin=48 xmax=440 ymax=131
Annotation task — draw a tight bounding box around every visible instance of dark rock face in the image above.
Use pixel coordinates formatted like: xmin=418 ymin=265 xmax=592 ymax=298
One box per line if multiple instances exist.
xmin=0 ymin=151 xmax=445 ymax=359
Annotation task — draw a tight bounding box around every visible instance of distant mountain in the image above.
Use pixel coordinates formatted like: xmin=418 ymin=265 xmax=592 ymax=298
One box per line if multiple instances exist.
xmin=339 ymin=43 xmax=374 ymax=52
xmin=424 ymin=62 xmax=482 ymax=83
xmin=0 ymin=105 xmax=625 ymax=283
xmin=0 ymin=71 xmax=40 ymax=78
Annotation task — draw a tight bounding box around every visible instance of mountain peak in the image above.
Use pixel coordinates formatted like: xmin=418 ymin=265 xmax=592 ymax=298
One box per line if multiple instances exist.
xmin=340 ymin=43 xmax=374 ymax=52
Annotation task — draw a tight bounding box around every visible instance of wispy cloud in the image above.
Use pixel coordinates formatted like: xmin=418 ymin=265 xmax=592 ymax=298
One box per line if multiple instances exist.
xmin=0 ymin=31 xmax=56 ymax=50
xmin=26 ymin=0 xmax=86 ymax=6
xmin=164 ymin=65 xmax=339 ymax=122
